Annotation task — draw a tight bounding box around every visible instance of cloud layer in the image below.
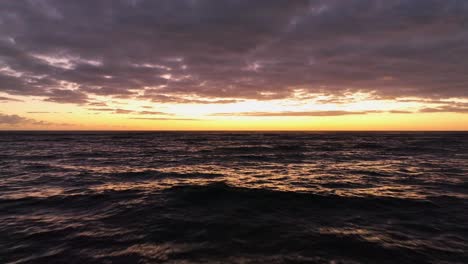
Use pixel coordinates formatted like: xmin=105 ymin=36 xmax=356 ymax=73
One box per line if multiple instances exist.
xmin=0 ymin=113 xmax=52 ymax=126
xmin=1 ymin=0 xmax=467 ymax=105
xmin=212 ymin=110 xmax=381 ymax=117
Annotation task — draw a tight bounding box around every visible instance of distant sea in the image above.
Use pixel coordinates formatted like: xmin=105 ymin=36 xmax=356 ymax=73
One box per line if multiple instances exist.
xmin=1 ymin=132 xmax=467 ymax=263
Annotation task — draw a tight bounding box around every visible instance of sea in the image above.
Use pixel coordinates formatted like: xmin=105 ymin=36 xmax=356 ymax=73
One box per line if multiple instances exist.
xmin=0 ymin=132 xmax=467 ymax=263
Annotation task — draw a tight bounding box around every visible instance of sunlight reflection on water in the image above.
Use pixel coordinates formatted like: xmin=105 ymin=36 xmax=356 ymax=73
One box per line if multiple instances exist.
xmin=1 ymin=132 xmax=467 ymax=263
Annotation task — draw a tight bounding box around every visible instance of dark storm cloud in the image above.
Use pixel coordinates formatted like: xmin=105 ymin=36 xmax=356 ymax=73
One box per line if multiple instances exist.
xmin=1 ymin=0 xmax=467 ymax=104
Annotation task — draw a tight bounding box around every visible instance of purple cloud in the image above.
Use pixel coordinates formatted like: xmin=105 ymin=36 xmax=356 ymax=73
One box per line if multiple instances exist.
xmin=0 ymin=0 xmax=467 ymax=105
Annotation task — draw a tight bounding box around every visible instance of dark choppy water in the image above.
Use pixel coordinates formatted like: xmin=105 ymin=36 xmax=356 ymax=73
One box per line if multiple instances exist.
xmin=0 ymin=132 xmax=467 ymax=263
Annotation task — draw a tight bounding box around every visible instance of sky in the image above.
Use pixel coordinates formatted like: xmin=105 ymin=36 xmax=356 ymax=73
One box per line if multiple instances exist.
xmin=1 ymin=0 xmax=468 ymax=130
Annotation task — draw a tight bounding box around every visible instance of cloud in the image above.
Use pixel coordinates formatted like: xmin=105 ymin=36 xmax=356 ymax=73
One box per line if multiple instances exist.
xmin=87 ymin=108 xmax=172 ymax=115
xmin=212 ymin=110 xmax=381 ymax=117
xmin=0 ymin=0 xmax=467 ymax=105
xmin=419 ymin=106 xmax=468 ymax=113
xmin=86 ymin=101 xmax=108 ymax=107
xmin=129 ymin=117 xmax=199 ymax=121
xmin=388 ymin=110 xmax=413 ymax=114
xmin=88 ymin=108 xmax=115 ymax=112
xmin=0 ymin=113 xmax=53 ymax=126
xmin=139 ymin=93 xmax=243 ymax=104
xmin=114 ymin=109 xmax=134 ymax=114
xmin=26 ymin=111 xmax=58 ymax=114
xmin=138 ymin=111 xmax=172 ymax=115
xmin=0 ymin=114 xmax=31 ymax=125
xmin=43 ymin=89 xmax=89 ymax=104
xmin=0 ymin=96 xmax=22 ymax=102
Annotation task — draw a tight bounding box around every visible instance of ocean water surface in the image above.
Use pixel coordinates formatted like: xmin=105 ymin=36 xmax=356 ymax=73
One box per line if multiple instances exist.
xmin=0 ymin=132 xmax=467 ymax=263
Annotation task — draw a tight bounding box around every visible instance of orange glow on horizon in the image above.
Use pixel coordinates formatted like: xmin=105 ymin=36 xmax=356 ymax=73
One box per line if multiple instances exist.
xmin=1 ymin=92 xmax=468 ymax=131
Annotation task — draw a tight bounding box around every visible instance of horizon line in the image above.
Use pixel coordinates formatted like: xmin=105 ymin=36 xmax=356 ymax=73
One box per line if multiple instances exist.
xmin=1 ymin=130 xmax=467 ymax=132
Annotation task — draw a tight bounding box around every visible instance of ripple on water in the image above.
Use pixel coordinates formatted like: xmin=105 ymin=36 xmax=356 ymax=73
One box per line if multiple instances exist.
xmin=0 ymin=132 xmax=467 ymax=263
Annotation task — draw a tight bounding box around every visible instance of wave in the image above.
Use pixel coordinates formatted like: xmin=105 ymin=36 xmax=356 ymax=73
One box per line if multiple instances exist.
xmin=110 ymin=170 xmax=223 ymax=180
xmin=1 ymin=132 xmax=467 ymax=263
xmin=1 ymin=182 xmax=466 ymax=263
xmin=165 ymin=182 xmax=438 ymax=209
